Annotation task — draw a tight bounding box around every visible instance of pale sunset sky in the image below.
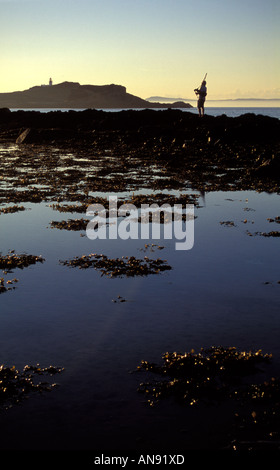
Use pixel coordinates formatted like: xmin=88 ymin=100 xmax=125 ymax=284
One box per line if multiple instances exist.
xmin=1 ymin=0 xmax=279 ymax=100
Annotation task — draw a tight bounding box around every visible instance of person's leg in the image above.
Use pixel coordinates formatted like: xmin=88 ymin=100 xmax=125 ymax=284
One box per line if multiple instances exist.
xmin=198 ymin=98 xmax=204 ymax=117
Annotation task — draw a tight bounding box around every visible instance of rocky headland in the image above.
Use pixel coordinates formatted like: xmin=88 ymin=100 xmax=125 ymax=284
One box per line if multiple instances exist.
xmin=0 ymin=82 xmax=192 ymax=110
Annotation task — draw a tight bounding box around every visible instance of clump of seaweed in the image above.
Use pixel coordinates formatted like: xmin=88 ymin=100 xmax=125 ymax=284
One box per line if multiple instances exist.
xmin=137 ymin=346 xmax=272 ymax=406
xmin=60 ymin=253 xmax=172 ymax=277
xmin=259 ymin=231 xmax=280 ymax=237
xmin=230 ymin=377 xmax=280 ymax=451
xmin=0 ymin=250 xmax=45 ymax=272
xmin=1 ymin=188 xmax=54 ymax=204
xmin=136 ymin=345 xmax=280 ymax=450
xmin=112 ymin=294 xmax=127 ymax=303
xmin=138 ymin=211 xmax=194 ymax=224
xmin=247 ymin=230 xmax=280 ymax=238
xmin=49 ymin=199 xmax=108 ymax=213
xmin=139 ymin=243 xmax=165 ymax=252
xmin=0 ymin=277 xmax=18 ymax=294
xmin=123 ymin=193 xmax=200 ymax=207
xmin=267 ymin=216 xmax=280 ymax=224
xmin=0 ymin=205 xmax=26 ymax=214
xmin=220 ymin=220 xmax=236 ymax=227
xmin=0 ymin=364 xmax=64 ymax=410
xmin=49 ymin=203 xmax=89 ymax=213
xmin=0 ymin=251 xmax=45 ymax=273
xmin=49 ymin=218 xmax=89 ymax=231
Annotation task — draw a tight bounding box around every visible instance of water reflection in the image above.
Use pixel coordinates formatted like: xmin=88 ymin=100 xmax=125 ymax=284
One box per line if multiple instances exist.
xmin=1 ymin=140 xmax=280 ymax=451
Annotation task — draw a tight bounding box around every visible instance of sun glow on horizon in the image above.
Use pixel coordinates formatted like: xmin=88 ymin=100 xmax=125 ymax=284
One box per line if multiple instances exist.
xmin=0 ymin=0 xmax=279 ymax=101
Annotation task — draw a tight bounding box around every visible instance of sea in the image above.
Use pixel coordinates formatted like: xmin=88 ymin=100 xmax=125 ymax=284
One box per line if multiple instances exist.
xmin=9 ymin=100 xmax=280 ymax=119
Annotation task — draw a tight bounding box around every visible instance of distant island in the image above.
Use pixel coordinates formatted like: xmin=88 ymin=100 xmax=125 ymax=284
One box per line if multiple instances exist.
xmin=147 ymin=96 xmax=192 ymax=103
xmin=0 ymin=81 xmax=192 ymax=109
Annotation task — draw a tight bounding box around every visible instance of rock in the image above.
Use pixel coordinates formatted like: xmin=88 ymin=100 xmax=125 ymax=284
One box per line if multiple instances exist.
xmin=2 ymin=109 xmax=278 ymax=162
xmin=16 ymin=127 xmax=77 ymax=144
xmin=16 ymin=128 xmax=31 ymax=144
xmin=253 ymin=155 xmax=280 ymax=177
xmin=0 ymin=108 xmax=11 ymax=119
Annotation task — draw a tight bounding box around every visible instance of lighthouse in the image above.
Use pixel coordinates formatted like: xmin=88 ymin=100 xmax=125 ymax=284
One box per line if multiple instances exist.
xmin=49 ymin=78 xmax=53 ymax=86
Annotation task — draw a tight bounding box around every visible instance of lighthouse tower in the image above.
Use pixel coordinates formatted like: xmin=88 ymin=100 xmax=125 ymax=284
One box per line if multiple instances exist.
xmin=49 ymin=78 xmax=53 ymax=86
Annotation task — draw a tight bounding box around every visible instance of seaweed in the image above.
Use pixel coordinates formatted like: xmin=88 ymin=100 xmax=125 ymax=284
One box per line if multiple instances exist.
xmin=0 ymin=251 xmax=45 ymax=273
xmin=247 ymin=230 xmax=280 ymax=238
xmin=60 ymin=253 xmax=172 ymax=277
xmin=267 ymin=216 xmax=280 ymax=224
xmin=231 ymin=377 xmax=280 ymax=451
xmin=49 ymin=218 xmax=89 ymax=231
xmin=0 ymin=205 xmax=26 ymax=214
xmin=136 ymin=346 xmax=272 ymax=406
xmin=136 ymin=346 xmax=280 ymax=450
xmin=0 ymin=364 xmax=64 ymax=409
xmin=1 ymin=111 xmax=280 ymax=208
xmin=220 ymin=220 xmax=236 ymax=227
xmin=0 ymin=277 xmax=18 ymax=294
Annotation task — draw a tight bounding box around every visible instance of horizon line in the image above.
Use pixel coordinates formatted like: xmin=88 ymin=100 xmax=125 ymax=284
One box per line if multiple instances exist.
xmin=147 ymin=96 xmax=280 ymax=102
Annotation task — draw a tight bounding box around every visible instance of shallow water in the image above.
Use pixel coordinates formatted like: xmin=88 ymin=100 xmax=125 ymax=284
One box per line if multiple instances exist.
xmin=1 ymin=179 xmax=280 ymax=451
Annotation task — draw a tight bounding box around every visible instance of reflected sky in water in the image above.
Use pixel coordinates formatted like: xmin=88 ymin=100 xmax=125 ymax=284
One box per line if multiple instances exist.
xmin=1 ymin=181 xmax=280 ymax=449
xmin=1 ymin=189 xmax=280 ymax=362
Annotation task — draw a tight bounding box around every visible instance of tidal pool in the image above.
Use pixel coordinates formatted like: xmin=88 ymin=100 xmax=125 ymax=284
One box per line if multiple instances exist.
xmin=0 ymin=186 xmax=279 ymax=451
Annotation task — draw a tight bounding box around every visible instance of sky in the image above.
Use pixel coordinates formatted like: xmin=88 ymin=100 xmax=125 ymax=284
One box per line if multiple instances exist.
xmin=1 ymin=0 xmax=279 ymax=100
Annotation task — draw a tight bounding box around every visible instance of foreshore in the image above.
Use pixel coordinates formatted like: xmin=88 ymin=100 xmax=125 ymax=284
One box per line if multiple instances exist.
xmin=0 ymin=107 xmax=279 ymax=195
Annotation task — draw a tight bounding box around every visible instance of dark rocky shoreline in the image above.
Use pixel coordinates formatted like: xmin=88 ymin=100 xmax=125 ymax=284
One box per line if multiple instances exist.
xmin=0 ymin=107 xmax=279 ymax=143
xmin=0 ymin=108 xmax=279 ymax=194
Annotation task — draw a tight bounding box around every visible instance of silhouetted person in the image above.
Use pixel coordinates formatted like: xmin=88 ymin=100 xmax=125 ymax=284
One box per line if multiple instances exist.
xmin=194 ymin=80 xmax=207 ymax=117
